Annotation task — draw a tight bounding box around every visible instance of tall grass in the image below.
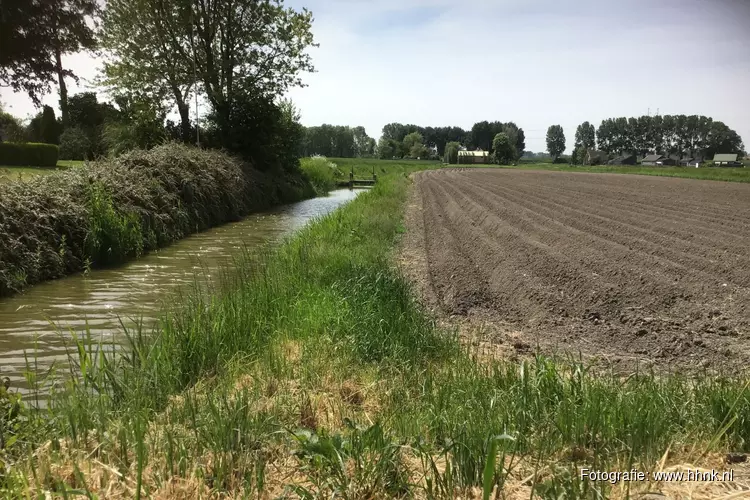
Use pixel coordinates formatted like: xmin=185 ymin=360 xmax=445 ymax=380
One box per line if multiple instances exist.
xmin=4 ymin=159 xmax=750 ymax=498
xmin=300 ymin=156 xmax=341 ymax=194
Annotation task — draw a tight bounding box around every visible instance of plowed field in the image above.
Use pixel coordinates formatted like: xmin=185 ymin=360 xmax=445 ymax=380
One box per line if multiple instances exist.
xmin=402 ymin=168 xmax=750 ymax=370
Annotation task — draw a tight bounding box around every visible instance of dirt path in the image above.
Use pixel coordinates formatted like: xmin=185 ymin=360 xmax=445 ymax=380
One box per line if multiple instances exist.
xmin=401 ymin=168 xmax=750 ymax=371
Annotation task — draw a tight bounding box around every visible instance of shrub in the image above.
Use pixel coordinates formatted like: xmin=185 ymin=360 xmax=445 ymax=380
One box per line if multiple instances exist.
xmin=0 ymin=142 xmax=58 ymax=167
xmin=59 ymin=127 xmax=92 ymax=160
xmin=0 ymin=143 xmax=314 ymax=297
xmin=300 ymin=156 xmax=338 ymax=195
xmin=553 ymin=156 xmax=570 ymax=164
xmin=444 ymin=141 xmax=460 ymax=164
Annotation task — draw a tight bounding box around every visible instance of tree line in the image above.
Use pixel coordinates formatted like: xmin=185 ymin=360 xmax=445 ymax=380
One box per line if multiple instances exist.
xmin=1 ymin=0 xmax=317 ymax=172
xmin=545 ymin=115 xmax=745 ymax=164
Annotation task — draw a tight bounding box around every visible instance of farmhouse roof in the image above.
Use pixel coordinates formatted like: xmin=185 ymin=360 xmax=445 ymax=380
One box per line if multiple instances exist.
xmin=713 ymin=153 xmax=738 ymax=162
xmin=642 ymin=154 xmax=663 ymax=162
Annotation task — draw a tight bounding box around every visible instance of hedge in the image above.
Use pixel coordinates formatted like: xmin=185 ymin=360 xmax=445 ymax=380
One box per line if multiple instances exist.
xmin=0 ymin=142 xmax=59 ymax=167
xmin=0 ymin=142 xmax=314 ymax=297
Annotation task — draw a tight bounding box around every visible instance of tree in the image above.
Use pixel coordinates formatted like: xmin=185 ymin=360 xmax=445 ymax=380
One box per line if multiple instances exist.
xmin=402 ymin=132 xmax=424 ymax=154
xmin=546 ymin=125 xmax=565 ymax=159
xmin=188 ymin=0 xmax=316 ymax=142
xmin=410 ymin=143 xmax=430 ymax=159
xmin=444 ymin=141 xmax=460 ymax=164
xmin=40 ymin=106 xmax=61 ymax=144
xmin=377 ymin=137 xmax=401 ymax=159
xmin=468 ymin=121 xmax=493 ymax=151
xmin=574 ymin=121 xmax=596 ymax=150
xmin=100 ymin=0 xmax=195 ymax=142
xmin=0 ymin=107 xmax=27 ymax=143
xmin=492 ymin=133 xmax=515 ymax=164
xmin=1 ymin=0 xmax=97 ymax=120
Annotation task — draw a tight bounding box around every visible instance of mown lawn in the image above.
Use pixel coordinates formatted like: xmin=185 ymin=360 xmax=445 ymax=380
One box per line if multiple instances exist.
xmin=3 ymin=158 xmax=749 ymax=498
xmin=0 ymin=161 xmax=84 ymax=182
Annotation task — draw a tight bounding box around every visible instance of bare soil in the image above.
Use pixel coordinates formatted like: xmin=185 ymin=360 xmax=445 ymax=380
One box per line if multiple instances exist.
xmin=400 ymin=168 xmax=750 ymax=371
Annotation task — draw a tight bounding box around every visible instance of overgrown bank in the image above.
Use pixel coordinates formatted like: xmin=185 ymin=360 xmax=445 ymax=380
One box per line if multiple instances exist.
xmin=2 ymin=163 xmax=749 ymax=498
xmin=0 ymin=143 xmax=315 ymax=297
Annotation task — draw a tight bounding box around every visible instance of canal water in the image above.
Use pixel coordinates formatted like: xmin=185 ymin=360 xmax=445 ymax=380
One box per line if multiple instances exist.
xmin=0 ymin=189 xmax=361 ymax=389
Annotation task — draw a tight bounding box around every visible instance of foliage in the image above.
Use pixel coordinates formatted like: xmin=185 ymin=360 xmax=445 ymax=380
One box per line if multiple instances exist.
xmin=99 ymin=0 xmax=194 ymax=142
xmin=300 ymin=156 xmax=339 ymax=195
xmin=574 ymin=121 xmax=596 ymax=152
xmin=204 ymin=93 xmax=304 ymax=173
xmin=0 ymin=143 xmax=313 ymax=297
xmin=377 ymin=137 xmax=402 ymax=159
xmin=444 ymin=141 xmax=460 ymax=164
xmin=596 ymin=114 xmax=745 ymax=159
xmin=402 ymin=132 xmax=424 ymax=153
xmin=381 ymin=123 xmax=468 ymax=157
xmin=0 ymin=110 xmax=26 ymax=143
xmin=492 ymin=133 xmax=515 ymax=164
xmin=101 ymin=97 xmax=167 ymax=156
xmin=0 ymin=0 xmax=97 ymax=115
xmin=58 ymin=127 xmax=92 ymax=160
xmin=546 ymin=124 xmax=566 ymax=159
xmin=0 ymin=142 xmax=59 ymax=167
xmin=409 ymin=143 xmax=431 ymax=159
xmin=302 ymin=124 xmax=375 ymax=158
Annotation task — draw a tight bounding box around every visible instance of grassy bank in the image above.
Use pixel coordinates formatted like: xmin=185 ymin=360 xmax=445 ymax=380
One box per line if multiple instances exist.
xmin=3 ymin=161 xmax=749 ymax=498
xmin=503 ymin=162 xmax=750 ymax=182
xmin=0 ymin=143 xmax=314 ymax=297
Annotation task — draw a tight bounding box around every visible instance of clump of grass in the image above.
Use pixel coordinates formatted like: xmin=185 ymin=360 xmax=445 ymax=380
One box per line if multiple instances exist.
xmin=0 ymin=143 xmax=314 ymax=297
xmin=300 ymin=156 xmax=340 ymax=194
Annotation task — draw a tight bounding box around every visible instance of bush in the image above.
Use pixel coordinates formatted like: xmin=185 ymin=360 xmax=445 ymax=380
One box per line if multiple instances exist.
xmin=444 ymin=141 xmax=460 ymax=164
xmin=553 ymin=156 xmax=570 ymax=164
xmin=300 ymin=156 xmax=338 ymax=195
xmin=0 ymin=142 xmax=58 ymax=167
xmin=0 ymin=143 xmax=314 ymax=297
xmin=59 ymin=127 xmax=92 ymax=160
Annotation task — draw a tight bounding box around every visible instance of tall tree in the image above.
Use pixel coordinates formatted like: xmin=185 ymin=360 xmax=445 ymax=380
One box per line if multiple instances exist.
xmin=574 ymin=121 xmax=596 ymax=150
xmin=47 ymin=0 xmax=98 ymax=126
xmin=468 ymin=121 xmax=493 ymax=151
xmin=100 ymin=0 xmax=194 ymax=142
xmin=0 ymin=0 xmax=97 ymax=120
xmin=188 ymin=0 xmax=316 ymax=141
xmin=546 ymin=125 xmax=565 ymax=159
xmin=492 ymin=133 xmax=515 ymax=164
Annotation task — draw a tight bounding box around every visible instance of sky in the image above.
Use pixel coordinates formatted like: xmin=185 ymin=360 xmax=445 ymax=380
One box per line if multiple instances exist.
xmin=2 ymin=0 xmax=749 ymax=153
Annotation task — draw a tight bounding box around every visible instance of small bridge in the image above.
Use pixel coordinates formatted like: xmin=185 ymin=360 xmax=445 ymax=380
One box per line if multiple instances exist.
xmin=336 ymin=165 xmax=378 ymax=188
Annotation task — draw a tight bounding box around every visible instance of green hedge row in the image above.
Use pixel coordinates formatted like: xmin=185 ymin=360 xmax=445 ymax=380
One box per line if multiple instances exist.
xmin=0 ymin=142 xmax=59 ymax=167
xmin=0 ymin=143 xmax=314 ymax=297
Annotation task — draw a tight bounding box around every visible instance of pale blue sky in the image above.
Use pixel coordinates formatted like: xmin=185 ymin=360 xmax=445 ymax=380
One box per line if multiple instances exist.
xmin=2 ymin=0 xmax=749 ymax=153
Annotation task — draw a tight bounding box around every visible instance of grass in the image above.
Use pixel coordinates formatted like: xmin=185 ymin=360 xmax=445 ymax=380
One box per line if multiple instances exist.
xmin=0 ymin=161 xmax=84 ymax=183
xmin=500 ymin=162 xmax=750 ymax=182
xmin=2 ymin=158 xmax=749 ymax=498
xmin=300 ymin=156 xmax=340 ymax=194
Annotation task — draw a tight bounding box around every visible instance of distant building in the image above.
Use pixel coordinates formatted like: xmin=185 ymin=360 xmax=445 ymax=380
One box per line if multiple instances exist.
xmin=608 ymin=154 xmax=637 ymax=165
xmin=640 ymin=154 xmax=663 ymax=166
xmin=458 ymin=150 xmax=489 ymax=164
xmin=680 ymin=157 xmax=701 ymax=167
xmin=712 ymin=153 xmax=743 ymax=167
xmin=640 ymin=154 xmax=676 ymax=166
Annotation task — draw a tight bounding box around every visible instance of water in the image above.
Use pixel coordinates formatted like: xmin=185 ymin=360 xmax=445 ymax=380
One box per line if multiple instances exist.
xmin=0 ymin=189 xmax=361 ymax=388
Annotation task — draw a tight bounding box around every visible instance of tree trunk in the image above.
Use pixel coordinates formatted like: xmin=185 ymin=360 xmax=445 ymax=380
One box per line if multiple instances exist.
xmin=55 ymin=48 xmax=68 ymax=127
xmin=175 ymin=98 xmax=191 ymax=143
